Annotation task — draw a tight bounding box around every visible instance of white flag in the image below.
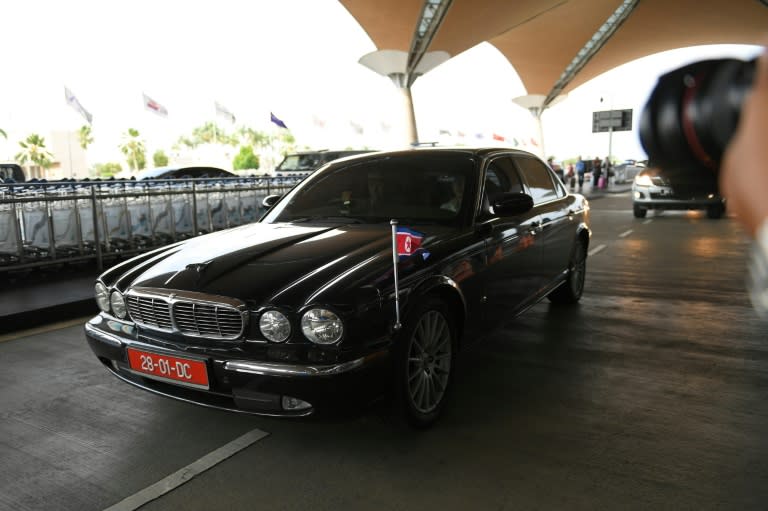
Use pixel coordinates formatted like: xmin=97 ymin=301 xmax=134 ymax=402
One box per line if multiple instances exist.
xmin=143 ymin=93 xmax=168 ymax=117
xmin=215 ymin=101 xmax=235 ymax=123
xmin=64 ymin=87 xmax=93 ymax=124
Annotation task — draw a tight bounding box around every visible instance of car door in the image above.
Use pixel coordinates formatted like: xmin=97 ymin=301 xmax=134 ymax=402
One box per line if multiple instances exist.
xmin=476 ymin=156 xmax=542 ymax=327
xmin=514 ymin=155 xmax=574 ymax=289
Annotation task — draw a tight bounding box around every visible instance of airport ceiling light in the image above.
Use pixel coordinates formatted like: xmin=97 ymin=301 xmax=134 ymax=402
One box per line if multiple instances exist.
xmin=542 ymin=0 xmax=639 ymax=110
xmin=405 ymin=0 xmax=454 ymax=86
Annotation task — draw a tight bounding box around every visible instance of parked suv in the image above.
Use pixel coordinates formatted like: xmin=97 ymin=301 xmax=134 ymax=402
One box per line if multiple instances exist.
xmin=632 ymin=165 xmax=725 ymax=219
xmin=273 ymin=150 xmax=375 ymax=176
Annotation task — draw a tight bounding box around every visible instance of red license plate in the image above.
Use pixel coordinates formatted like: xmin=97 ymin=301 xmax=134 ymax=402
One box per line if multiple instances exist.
xmin=127 ymin=348 xmax=209 ymax=389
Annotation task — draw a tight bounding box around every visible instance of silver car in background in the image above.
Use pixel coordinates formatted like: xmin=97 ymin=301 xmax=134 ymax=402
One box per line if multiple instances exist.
xmin=632 ymin=166 xmax=725 ymax=219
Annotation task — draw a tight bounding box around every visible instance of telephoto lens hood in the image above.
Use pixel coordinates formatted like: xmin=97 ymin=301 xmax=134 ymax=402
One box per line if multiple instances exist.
xmin=639 ymin=57 xmax=756 ymax=194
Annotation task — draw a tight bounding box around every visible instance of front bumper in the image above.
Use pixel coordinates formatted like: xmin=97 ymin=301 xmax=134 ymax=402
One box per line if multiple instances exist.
xmin=84 ymin=315 xmax=389 ymax=417
xmin=632 ymin=187 xmax=723 ymax=210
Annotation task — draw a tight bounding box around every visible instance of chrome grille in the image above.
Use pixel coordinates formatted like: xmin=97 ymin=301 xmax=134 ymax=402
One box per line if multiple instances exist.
xmin=127 ymin=295 xmax=173 ymax=330
xmin=173 ymin=302 xmax=243 ymax=338
xmin=126 ymin=288 xmax=245 ymax=340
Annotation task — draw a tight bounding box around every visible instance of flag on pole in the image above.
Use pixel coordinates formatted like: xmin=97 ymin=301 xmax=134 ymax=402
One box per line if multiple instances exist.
xmin=64 ymin=87 xmax=93 ymax=124
xmin=143 ymin=93 xmax=168 ymax=117
xmin=270 ymin=112 xmax=288 ymax=129
xmin=395 ymin=226 xmax=425 ymax=260
xmin=215 ymin=101 xmax=236 ymax=123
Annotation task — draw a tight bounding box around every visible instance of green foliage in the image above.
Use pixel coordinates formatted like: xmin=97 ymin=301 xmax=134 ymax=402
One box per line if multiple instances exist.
xmin=78 ymin=125 xmax=94 ymax=150
xmin=15 ymin=133 xmax=54 ymax=169
xmin=94 ymin=162 xmax=122 ymax=177
xmin=119 ymin=128 xmax=147 ymax=171
xmin=238 ymin=127 xmax=270 ymax=148
xmin=0 ymin=129 xmax=6 ymax=140
xmin=176 ymin=122 xmax=238 ymax=148
xmin=153 ymin=150 xmax=169 ymax=167
xmin=232 ymin=145 xmax=260 ymax=170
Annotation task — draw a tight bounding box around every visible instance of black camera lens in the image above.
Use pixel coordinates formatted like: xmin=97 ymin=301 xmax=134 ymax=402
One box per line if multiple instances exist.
xmin=639 ymin=57 xmax=756 ymax=193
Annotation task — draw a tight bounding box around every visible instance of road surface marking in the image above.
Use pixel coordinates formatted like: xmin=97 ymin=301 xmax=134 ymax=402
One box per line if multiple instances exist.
xmin=0 ymin=317 xmax=91 ymax=343
xmin=103 ymin=428 xmax=270 ymax=511
xmin=618 ymin=229 xmax=634 ymax=238
xmin=588 ymin=244 xmax=606 ymax=256
xmin=643 ymin=219 xmax=652 ymax=225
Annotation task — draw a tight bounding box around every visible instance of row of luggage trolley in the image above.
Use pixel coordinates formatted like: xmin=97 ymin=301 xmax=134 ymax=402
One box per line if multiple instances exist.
xmin=0 ymin=176 xmax=301 ymax=272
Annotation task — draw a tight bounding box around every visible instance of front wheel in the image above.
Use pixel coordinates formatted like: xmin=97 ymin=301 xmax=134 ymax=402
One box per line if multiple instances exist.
xmin=394 ymin=297 xmax=456 ymax=429
xmin=548 ymin=236 xmax=587 ymax=304
xmin=633 ymin=204 xmax=647 ymax=218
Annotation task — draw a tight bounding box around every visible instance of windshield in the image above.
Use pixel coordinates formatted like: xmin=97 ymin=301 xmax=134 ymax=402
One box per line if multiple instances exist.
xmin=276 ymin=154 xmax=321 ymax=171
xmin=263 ymin=153 xmax=475 ymax=226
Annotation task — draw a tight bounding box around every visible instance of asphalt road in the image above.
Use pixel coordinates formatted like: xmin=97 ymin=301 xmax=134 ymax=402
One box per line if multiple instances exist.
xmin=3 ymin=191 xmax=768 ymax=511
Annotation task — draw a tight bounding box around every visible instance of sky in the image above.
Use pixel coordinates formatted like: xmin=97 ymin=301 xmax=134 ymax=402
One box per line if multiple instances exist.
xmin=0 ymin=0 xmax=763 ymax=168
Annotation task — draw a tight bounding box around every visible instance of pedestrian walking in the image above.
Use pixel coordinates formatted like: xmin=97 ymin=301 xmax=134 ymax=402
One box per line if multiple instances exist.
xmin=575 ymin=156 xmax=585 ymax=192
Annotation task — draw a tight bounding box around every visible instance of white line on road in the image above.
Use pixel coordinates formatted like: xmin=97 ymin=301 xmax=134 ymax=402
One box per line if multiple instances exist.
xmin=618 ymin=229 xmax=634 ymax=238
xmin=0 ymin=316 xmax=92 ymax=343
xmin=643 ymin=219 xmax=653 ymax=225
xmin=588 ymin=244 xmax=606 ymax=257
xmin=103 ymin=428 xmax=270 ymax=511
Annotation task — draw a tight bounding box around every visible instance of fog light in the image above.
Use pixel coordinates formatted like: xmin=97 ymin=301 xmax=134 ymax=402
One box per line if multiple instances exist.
xmin=282 ymin=395 xmax=312 ymax=411
xmin=634 ymin=191 xmax=642 ymax=199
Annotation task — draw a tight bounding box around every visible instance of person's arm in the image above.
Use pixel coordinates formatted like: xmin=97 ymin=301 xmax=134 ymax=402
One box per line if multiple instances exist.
xmin=720 ymin=43 xmax=768 ymax=238
xmin=719 ymin=42 xmax=768 ymax=314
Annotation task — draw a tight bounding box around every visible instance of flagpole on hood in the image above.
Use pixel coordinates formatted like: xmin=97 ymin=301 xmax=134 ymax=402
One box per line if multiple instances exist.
xmin=390 ymin=219 xmax=402 ymax=331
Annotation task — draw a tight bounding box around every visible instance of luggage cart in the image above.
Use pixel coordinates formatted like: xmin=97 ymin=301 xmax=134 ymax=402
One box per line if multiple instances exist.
xmin=171 ymin=183 xmax=194 ymax=239
xmin=149 ymin=185 xmax=175 ymax=244
xmin=20 ymin=194 xmax=53 ymax=260
xmin=102 ymin=190 xmax=132 ymax=253
xmin=0 ymin=201 xmax=22 ymax=266
xmin=51 ymin=193 xmax=83 ymax=258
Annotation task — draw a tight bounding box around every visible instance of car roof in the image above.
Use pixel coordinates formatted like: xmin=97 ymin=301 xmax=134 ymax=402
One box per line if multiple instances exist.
xmin=134 ymin=165 xmax=233 ymax=180
xmin=327 ymin=146 xmax=540 ymax=161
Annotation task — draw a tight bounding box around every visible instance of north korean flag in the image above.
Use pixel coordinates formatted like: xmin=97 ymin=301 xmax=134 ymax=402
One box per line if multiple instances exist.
xmin=396 ymin=227 xmax=424 ymax=260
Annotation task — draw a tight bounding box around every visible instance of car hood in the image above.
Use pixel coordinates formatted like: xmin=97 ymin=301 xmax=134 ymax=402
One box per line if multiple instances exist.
xmin=119 ymin=222 xmax=443 ymax=306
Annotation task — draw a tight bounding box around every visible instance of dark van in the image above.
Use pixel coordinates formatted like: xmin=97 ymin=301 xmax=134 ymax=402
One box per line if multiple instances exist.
xmin=0 ymin=163 xmax=25 ymax=183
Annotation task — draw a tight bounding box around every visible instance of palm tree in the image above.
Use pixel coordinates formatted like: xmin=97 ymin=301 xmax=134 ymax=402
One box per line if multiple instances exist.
xmin=78 ymin=125 xmax=93 ymax=150
xmin=119 ymin=128 xmax=146 ymax=171
xmin=15 ymin=133 xmax=54 ymax=179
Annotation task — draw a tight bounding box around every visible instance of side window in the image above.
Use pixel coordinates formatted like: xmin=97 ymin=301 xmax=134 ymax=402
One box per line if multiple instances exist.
xmin=515 ymin=157 xmax=559 ymax=204
xmin=485 ymin=157 xmax=523 ymax=198
xmin=483 ymin=157 xmax=524 ymax=216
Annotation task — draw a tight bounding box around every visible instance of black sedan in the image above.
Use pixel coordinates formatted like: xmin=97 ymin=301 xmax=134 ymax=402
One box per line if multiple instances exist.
xmin=85 ymin=148 xmax=591 ymax=427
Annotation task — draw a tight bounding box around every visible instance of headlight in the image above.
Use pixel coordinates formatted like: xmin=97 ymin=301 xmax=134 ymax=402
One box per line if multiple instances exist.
xmin=95 ymin=282 xmax=110 ymax=313
xmin=259 ymin=310 xmax=291 ymax=342
xmin=634 ymin=174 xmax=653 ymax=187
xmin=110 ymin=291 xmax=127 ymax=319
xmin=301 ymin=308 xmax=343 ymax=345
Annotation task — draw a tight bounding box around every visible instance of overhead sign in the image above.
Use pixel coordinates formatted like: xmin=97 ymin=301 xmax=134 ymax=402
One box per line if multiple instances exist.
xmin=592 ymin=109 xmax=633 ymax=133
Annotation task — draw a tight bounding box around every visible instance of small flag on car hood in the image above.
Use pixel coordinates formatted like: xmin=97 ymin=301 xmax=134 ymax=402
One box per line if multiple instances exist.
xmin=396 ymin=226 xmax=424 ymax=260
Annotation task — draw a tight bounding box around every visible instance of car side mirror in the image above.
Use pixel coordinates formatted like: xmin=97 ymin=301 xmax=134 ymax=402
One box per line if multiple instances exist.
xmin=492 ymin=193 xmax=534 ymax=216
xmin=262 ymin=194 xmax=281 ymax=208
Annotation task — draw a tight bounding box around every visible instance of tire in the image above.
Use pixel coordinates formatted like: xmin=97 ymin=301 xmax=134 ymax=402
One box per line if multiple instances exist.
xmin=394 ymin=296 xmax=457 ymax=429
xmin=548 ymin=236 xmax=587 ymax=304
xmin=707 ymin=203 xmax=725 ymax=219
xmin=633 ymin=204 xmax=647 ymax=218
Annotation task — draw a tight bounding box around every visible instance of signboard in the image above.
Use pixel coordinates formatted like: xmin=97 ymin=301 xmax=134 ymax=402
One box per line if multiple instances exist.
xmin=592 ymin=109 xmax=633 ymax=133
